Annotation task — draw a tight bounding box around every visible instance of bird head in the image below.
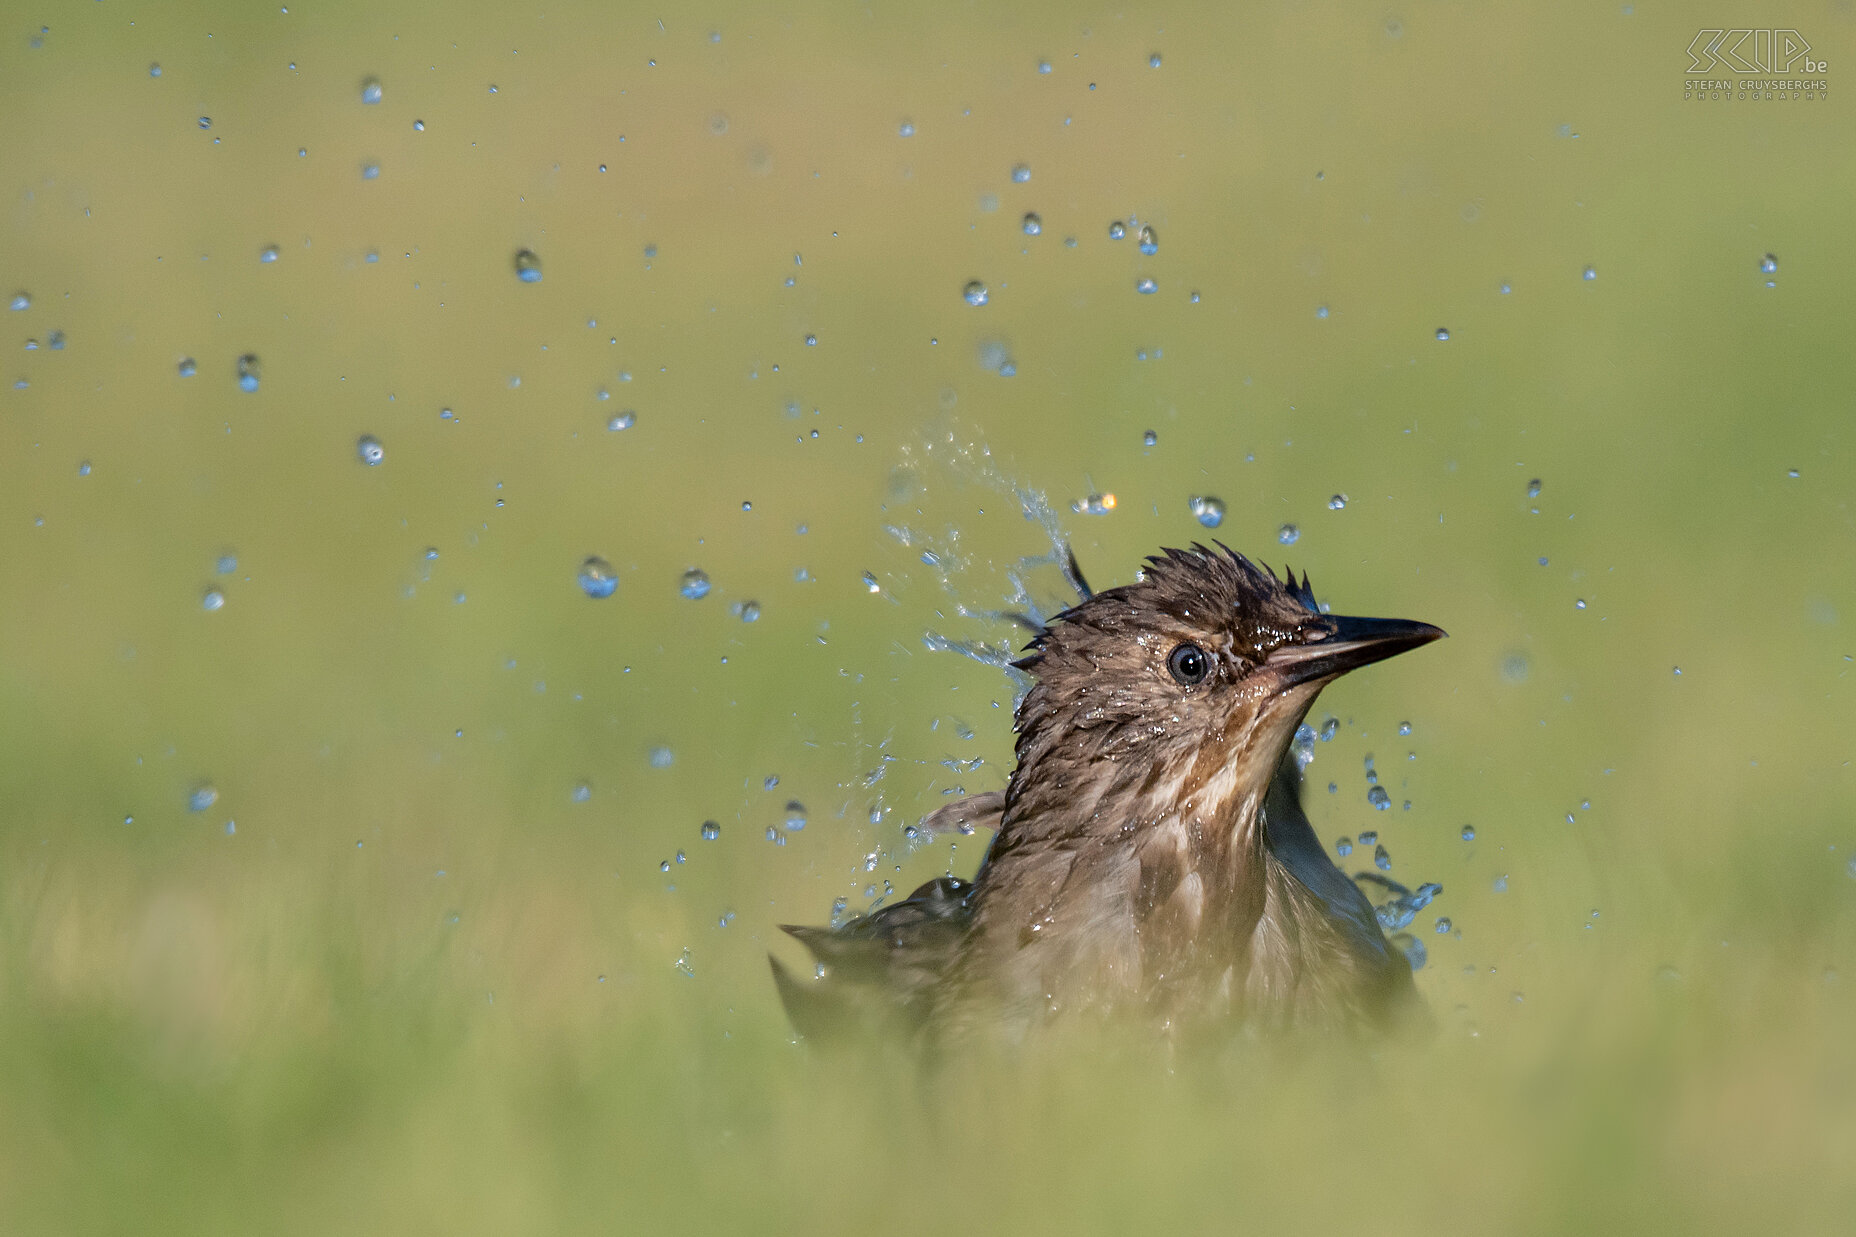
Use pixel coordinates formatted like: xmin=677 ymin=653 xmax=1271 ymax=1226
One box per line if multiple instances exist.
xmin=1007 ymin=545 xmax=1444 ymax=829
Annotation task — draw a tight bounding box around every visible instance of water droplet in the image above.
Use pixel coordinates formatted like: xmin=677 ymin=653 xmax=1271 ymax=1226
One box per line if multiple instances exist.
xmin=1278 ymin=523 xmax=1299 ymax=545
xmin=1189 ymin=495 xmax=1226 ymax=528
xmin=1435 ymin=327 xmax=1451 ymax=342
xmin=862 ymin=571 xmax=881 ymax=593
xmin=178 ymin=357 xmax=197 ymax=377
xmin=784 ymin=801 xmax=808 ymax=831
xmin=413 ymin=119 xmax=425 ymax=131
xmin=1072 ymin=493 xmax=1117 ymax=516
xmin=1759 ymin=253 xmax=1778 ymax=275
xmin=1328 ymin=494 xmax=1349 ymax=511
xmin=578 ymin=556 xmax=617 ymax=599
xmin=1582 ymin=264 xmax=1597 ymax=281
xmin=216 ymin=553 xmax=238 ymax=575
xmin=513 ymin=249 xmax=542 ymax=282
xmin=1368 ymin=785 xmax=1391 ymax=810
xmin=1358 ymin=829 xmax=1378 ymax=846
xmin=1108 ymin=220 xmax=1127 ymax=240
xmin=361 ymin=161 xmax=380 ymax=180
xmin=1037 ymin=59 xmax=1052 ymax=74
xmin=736 ymin=600 xmax=761 ymax=622
xmin=149 ymin=63 xmax=161 ymax=77
xmin=1320 ymin=716 xmax=1338 ymax=742
xmin=1335 ymin=836 xmax=1352 ymax=857
xmin=361 ymin=77 xmax=383 ymax=104
xmin=804 ymin=334 xmax=817 ymax=347
xmin=259 ymin=245 xmax=280 ymax=264
xmin=1492 ymin=874 xmax=1509 ymax=893
xmin=1395 ymin=934 xmax=1426 ymax=971
xmin=1149 ymin=52 xmax=1163 ymax=67
xmin=700 ymin=820 xmax=720 ymax=841
xmin=356 ymin=434 xmax=384 ymax=466
xmin=76 ymin=460 xmax=90 ymax=477
xmin=1574 ymin=598 xmax=1587 ymax=610
xmin=1315 ymin=305 xmax=1329 ymax=319
xmin=236 ymin=354 xmax=260 ymax=392
xmin=1435 ymin=917 xmax=1452 ymax=933
xmin=1135 ymin=277 xmax=1157 ymax=294
xmin=648 ymin=746 xmax=675 ymax=769
xmin=607 ymin=411 xmax=635 ymax=431
xmin=1398 ymin=721 xmax=1412 ymax=736
xmin=963 ymin=280 xmax=989 ymax=307
xmin=1292 ymin=723 xmax=1316 ymax=770
xmin=1137 ymin=225 xmax=1158 ymax=255
xmin=1461 ymin=824 xmax=1475 ymax=841
xmin=1527 ymin=478 xmax=1542 ymax=499
xmin=1021 ymin=212 xmax=1042 ymax=235
xmin=198 ymin=116 xmax=212 ymax=130
xmin=674 ymin=948 xmax=694 ymax=977
xmin=1011 ymin=163 xmax=1031 ymax=183
xmin=1143 ymin=430 xmax=1158 ymax=447
xmin=202 ymin=588 xmax=225 ymax=612
xmin=571 ymin=782 xmax=591 ymax=803
xmin=1374 ymin=843 xmax=1392 ymax=871
xmin=188 ymin=784 xmax=218 ymax=811
xmin=679 ymin=568 xmax=711 ymax=600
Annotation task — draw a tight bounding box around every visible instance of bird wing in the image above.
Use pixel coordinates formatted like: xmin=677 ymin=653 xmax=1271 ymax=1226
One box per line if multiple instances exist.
xmin=1252 ymin=761 xmax=1418 ymax=1027
xmin=770 ymin=876 xmax=976 ymax=1045
xmin=914 ymin=789 xmax=1006 ymax=836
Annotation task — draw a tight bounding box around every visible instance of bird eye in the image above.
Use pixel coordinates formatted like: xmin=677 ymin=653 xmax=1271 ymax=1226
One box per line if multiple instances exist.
xmin=1166 ymin=643 xmax=1210 ymax=686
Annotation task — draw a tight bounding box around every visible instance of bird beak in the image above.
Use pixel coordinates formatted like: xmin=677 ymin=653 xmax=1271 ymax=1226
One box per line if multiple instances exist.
xmin=1267 ymin=614 xmax=1447 ymax=688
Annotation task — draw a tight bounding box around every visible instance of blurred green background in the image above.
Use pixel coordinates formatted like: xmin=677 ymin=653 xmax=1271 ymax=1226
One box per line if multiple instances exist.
xmin=2 ymin=1 xmax=1853 ymax=1232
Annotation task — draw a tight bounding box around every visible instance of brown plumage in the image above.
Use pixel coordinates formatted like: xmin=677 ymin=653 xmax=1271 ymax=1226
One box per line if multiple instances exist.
xmin=771 ymin=544 xmax=1445 ymax=1047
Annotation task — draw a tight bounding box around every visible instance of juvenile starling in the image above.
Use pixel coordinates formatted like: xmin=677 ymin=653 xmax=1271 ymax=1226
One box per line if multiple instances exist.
xmin=772 ymin=544 xmax=1445 ymax=1045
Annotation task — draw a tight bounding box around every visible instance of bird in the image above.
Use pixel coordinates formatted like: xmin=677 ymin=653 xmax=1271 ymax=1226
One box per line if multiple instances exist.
xmin=770 ymin=543 xmax=1445 ymax=1048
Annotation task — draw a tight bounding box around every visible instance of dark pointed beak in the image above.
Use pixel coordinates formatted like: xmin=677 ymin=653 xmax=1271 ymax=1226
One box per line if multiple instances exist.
xmin=1267 ymin=614 xmax=1447 ymax=688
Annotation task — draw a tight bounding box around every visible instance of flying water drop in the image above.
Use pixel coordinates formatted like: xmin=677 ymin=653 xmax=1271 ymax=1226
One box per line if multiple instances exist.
xmin=1189 ymin=495 xmax=1226 ymax=528
xmin=578 ymin=556 xmax=617 ymax=599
